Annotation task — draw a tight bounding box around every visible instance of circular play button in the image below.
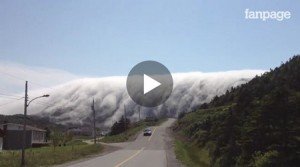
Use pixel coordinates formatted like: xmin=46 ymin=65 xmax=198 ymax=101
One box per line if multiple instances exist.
xmin=126 ymin=61 xmax=173 ymax=107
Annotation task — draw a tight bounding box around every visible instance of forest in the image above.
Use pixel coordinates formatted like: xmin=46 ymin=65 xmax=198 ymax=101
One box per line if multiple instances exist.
xmin=174 ymin=55 xmax=300 ymax=166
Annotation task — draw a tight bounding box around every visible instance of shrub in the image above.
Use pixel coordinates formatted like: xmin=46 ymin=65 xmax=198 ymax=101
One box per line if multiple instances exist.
xmin=252 ymin=150 xmax=279 ymax=167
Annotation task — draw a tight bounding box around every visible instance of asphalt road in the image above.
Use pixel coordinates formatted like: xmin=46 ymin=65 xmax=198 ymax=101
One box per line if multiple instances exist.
xmin=67 ymin=118 xmax=182 ymax=167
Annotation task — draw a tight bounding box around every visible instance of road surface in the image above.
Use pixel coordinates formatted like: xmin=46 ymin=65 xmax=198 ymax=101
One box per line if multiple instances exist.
xmin=67 ymin=118 xmax=182 ymax=167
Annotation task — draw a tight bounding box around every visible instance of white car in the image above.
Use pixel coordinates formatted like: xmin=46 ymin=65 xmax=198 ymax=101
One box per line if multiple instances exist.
xmin=143 ymin=128 xmax=152 ymax=136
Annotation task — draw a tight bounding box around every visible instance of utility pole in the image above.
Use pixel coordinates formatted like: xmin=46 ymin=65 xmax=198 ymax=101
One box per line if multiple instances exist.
xmin=20 ymin=81 xmax=49 ymax=166
xmin=124 ymin=104 xmax=127 ymax=131
xmin=91 ymin=98 xmax=96 ymax=144
xmin=139 ymin=106 xmax=141 ymax=122
xmin=21 ymin=81 xmax=28 ymax=166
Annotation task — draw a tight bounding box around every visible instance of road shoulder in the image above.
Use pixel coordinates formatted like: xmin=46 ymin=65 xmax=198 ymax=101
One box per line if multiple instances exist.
xmin=164 ymin=121 xmax=185 ymax=167
xmin=55 ymin=144 xmax=121 ymax=167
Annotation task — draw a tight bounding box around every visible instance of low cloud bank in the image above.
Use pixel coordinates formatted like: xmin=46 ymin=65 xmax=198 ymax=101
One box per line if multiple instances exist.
xmin=1 ymin=70 xmax=264 ymax=128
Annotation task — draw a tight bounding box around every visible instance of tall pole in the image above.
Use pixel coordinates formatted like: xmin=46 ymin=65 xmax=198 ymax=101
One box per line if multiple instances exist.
xmin=124 ymin=104 xmax=126 ymax=131
xmin=92 ymin=98 xmax=96 ymax=144
xmin=21 ymin=81 xmax=28 ymax=166
xmin=139 ymin=106 xmax=141 ymax=122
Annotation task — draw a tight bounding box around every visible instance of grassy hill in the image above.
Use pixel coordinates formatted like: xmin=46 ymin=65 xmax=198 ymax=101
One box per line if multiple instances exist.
xmin=174 ymin=55 xmax=300 ymax=167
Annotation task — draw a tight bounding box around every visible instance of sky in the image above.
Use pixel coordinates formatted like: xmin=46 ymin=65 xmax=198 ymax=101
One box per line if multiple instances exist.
xmin=1 ymin=0 xmax=300 ymax=77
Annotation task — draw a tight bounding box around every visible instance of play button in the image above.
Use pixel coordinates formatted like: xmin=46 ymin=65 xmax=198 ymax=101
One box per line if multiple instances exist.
xmin=126 ymin=61 xmax=173 ymax=107
xmin=144 ymin=74 xmax=161 ymax=94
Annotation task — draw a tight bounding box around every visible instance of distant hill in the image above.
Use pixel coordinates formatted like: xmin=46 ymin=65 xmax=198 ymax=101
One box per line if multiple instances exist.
xmin=174 ymin=55 xmax=300 ymax=166
xmin=0 ymin=114 xmax=67 ymax=131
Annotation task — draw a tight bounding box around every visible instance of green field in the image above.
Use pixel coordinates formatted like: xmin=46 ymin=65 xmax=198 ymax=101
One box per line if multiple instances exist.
xmin=0 ymin=143 xmax=103 ymax=167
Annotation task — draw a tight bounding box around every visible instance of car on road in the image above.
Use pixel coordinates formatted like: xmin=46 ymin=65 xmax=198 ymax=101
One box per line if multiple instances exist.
xmin=143 ymin=128 xmax=152 ymax=136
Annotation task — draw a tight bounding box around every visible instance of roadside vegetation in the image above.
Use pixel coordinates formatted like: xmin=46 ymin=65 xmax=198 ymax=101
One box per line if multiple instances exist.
xmin=0 ymin=131 xmax=103 ymax=167
xmin=173 ymin=106 xmax=229 ymax=167
xmin=0 ymin=143 xmax=103 ymax=167
xmin=100 ymin=117 xmax=167 ymax=143
xmin=174 ymin=139 xmax=210 ymax=167
xmin=173 ymin=56 xmax=300 ymax=166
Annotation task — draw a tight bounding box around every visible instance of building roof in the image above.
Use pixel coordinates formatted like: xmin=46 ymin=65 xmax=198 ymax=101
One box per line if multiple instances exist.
xmin=0 ymin=123 xmax=46 ymax=132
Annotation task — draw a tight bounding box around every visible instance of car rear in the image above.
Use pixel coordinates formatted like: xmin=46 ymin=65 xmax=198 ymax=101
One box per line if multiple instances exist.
xmin=143 ymin=128 xmax=152 ymax=136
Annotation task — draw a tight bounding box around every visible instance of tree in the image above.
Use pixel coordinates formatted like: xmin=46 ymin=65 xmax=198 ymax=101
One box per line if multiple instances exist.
xmin=110 ymin=117 xmax=130 ymax=135
xmin=50 ymin=131 xmax=63 ymax=150
xmin=62 ymin=132 xmax=73 ymax=146
xmin=174 ymin=56 xmax=300 ymax=166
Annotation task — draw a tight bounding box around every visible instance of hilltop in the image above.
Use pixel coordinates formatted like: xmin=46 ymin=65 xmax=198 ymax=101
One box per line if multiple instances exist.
xmin=0 ymin=114 xmax=66 ymax=131
xmin=174 ymin=55 xmax=300 ymax=166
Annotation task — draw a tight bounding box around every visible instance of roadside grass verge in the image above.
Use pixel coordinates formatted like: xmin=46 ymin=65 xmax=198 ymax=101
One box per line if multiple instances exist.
xmin=174 ymin=139 xmax=210 ymax=167
xmin=172 ymin=106 xmax=232 ymax=167
xmin=0 ymin=143 xmax=103 ymax=167
xmin=100 ymin=118 xmax=167 ymax=143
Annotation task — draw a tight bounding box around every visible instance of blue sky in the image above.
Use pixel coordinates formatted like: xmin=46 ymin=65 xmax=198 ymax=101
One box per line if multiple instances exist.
xmin=1 ymin=0 xmax=299 ymax=77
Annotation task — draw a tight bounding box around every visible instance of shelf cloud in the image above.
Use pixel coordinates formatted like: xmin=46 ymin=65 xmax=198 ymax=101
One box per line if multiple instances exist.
xmin=0 ymin=62 xmax=264 ymax=128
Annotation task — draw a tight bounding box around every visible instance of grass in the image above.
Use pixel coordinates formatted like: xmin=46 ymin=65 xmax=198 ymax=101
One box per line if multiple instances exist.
xmin=0 ymin=142 xmax=103 ymax=167
xmin=174 ymin=139 xmax=210 ymax=167
xmin=66 ymin=139 xmax=87 ymax=145
xmin=172 ymin=106 xmax=229 ymax=167
xmin=100 ymin=118 xmax=167 ymax=143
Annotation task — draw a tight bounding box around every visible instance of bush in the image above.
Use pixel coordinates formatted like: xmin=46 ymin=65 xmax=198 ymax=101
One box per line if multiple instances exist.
xmin=110 ymin=117 xmax=130 ymax=135
xmin=252 ymin=150 xmax=279 ymax=167
xmin=178 ymin=112 xmax=186 ymax=119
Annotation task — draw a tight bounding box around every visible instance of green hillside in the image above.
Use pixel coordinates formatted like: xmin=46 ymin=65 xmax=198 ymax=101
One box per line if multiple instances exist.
xmin=174 ymin=56 xmax=300 ymax=167
xmin=0 ymin=114 xmax=66 ymax=131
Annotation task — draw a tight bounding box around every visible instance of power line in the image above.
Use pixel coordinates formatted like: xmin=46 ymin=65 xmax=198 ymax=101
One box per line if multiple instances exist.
xmin=31 ymin=101 xmax=54 ymax=107
xmin=0 ymin=92 xmax=24 ymax=101
xmin=0 ymin=100 xmax=52 ymax=113
xmin=0 ymin=71 xmax=53 ymax=89
xmin=0 ymin=96 xmax=21 ymax=100
xmin=0 ymin=87 xmax=22 ymax=95
xmin=0 ymin=98 xmax=23 ymax=108
xmin=0 ymin=71 xmax=25 ymax=82
xmin=0 ymin=92 xmax=23 ymax=98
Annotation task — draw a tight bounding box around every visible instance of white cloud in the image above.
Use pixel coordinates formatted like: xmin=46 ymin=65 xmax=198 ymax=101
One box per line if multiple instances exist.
xmin=0 ymin=61 xmax=265 ymax=128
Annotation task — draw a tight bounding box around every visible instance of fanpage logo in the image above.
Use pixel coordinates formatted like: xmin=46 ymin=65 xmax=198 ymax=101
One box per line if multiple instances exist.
xmin=245 ymin=9 xmax=291 ymax=21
